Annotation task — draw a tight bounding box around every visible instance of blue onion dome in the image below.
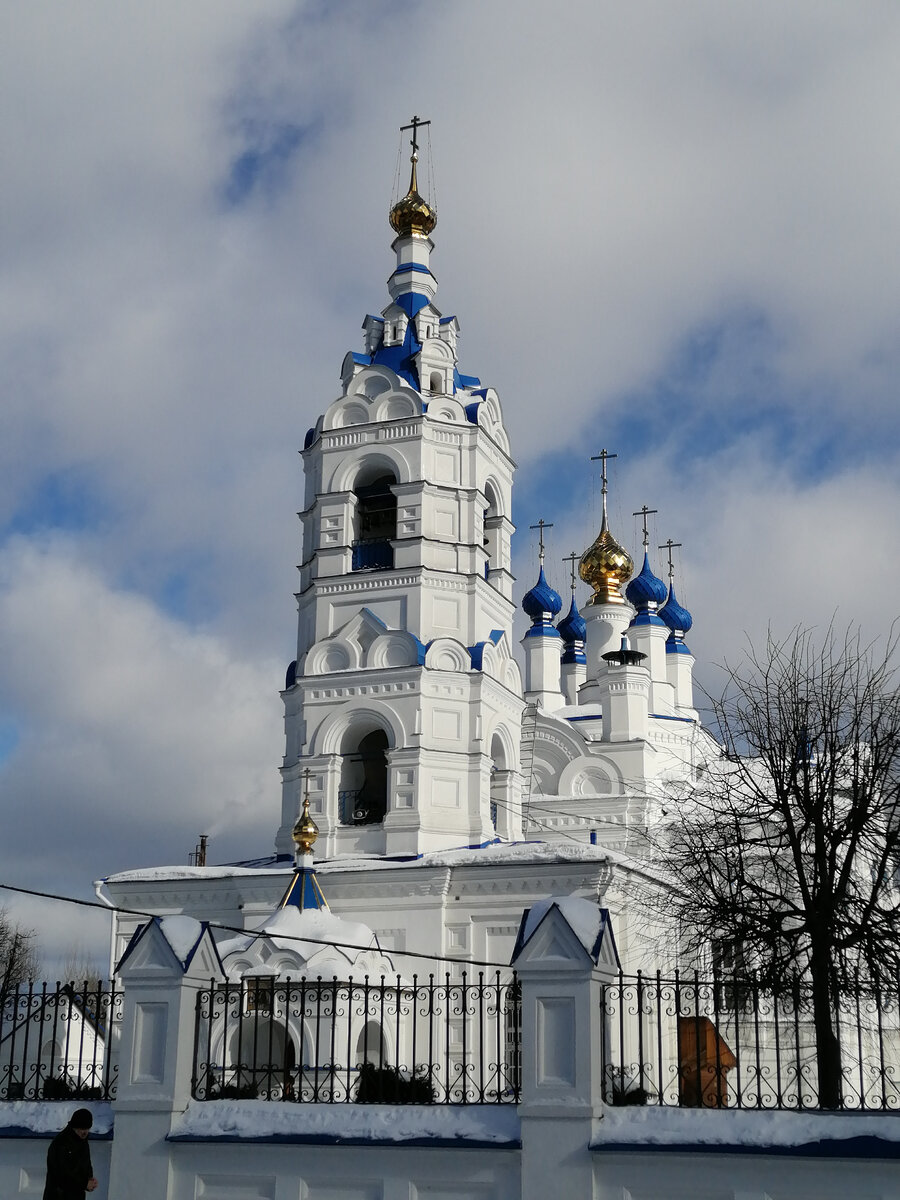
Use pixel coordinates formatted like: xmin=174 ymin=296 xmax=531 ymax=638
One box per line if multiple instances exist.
xmin=557 ymin=595 xmax=586 ymax=644
xmin=522 ymin=566 xmax=563 ymax=622
xmin=659 ymin=584 xmax=693 ymax=635
xmin=625 ymin=551 xmax=668 ymax=611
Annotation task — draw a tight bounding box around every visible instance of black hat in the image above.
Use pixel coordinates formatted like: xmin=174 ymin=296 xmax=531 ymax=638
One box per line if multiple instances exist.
xmin=69 ymin=1108 xmax=93 ymax=1130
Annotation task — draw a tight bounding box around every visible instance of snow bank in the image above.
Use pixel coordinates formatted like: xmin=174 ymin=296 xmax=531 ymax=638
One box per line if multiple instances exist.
xmin=594 ymin=1105 xmax=900 ymax=1148
xmin=171 ymin=1101 xmax=520 ymax=1145
xmin=0 ymin=1102 xmax=114 ymax=1136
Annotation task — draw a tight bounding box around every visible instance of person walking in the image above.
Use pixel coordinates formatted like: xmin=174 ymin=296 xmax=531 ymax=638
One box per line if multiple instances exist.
xmin=43 ymin=1108 xmax=98 ymax=1199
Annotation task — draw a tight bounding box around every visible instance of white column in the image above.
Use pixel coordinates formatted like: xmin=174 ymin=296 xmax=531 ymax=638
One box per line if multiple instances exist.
xmin=108 ymin=921 xmax=224 ymax=1200
xmin=513 ymin=900 xmax=619 ymax=1200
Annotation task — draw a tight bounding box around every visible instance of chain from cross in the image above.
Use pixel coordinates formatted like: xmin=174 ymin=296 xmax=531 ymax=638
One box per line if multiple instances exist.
xmin=562 ymin=551 xmax=580 ymax=592
xmin=658 ymin=538 xmax=682 ymax=581
xmin=400 ymin=115 xmax=430 ymax=158
xmin=529 ymin=519 xmax=553 ymax=564
xmin=633 ymin=505 xmax=658 ymax=550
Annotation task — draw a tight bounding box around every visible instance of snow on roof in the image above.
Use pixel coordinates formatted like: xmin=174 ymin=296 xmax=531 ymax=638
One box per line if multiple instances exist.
xmin=171 ymin=1099 xmax=520 ymax=1146
xmin=522 ymin=895 xmax=605 ymax=955
xmin=159 ymin=915 xmax=204 ymax=964
xmin=593 ymin=1105 xmax=900 ymax=1149
xmin=104 ymin=841 xmax=618 ymax=885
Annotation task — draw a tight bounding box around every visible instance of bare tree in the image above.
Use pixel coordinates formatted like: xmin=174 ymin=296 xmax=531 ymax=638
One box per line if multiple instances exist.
xmin=0 ymin=907 xmax=41 ymax=993
xmin=654 ymin=624 xmax=900 ymax=1109
xmin=61 ymin=947 xmax=106 ymax=989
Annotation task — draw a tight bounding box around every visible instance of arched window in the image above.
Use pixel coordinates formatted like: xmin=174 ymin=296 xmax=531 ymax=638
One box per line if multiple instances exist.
xmin=352 ymin=470 xmax=397 ymax=571
xmin=339 ymin=728 xmax=389 ymax=825
xmin=228 ymin=1013 xmax=297 ymax=1099
xmin=355 ymin=1020 xmax=387 ymax=1067
xmin=430 ymin=370 xmax=443 ymax=394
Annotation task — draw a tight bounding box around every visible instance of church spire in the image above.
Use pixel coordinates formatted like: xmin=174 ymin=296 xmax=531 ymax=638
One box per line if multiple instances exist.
xmin=389 ymin=115 xmax=437 ymax=239
xmin=579 ymin=450 xmax=633 ymax=606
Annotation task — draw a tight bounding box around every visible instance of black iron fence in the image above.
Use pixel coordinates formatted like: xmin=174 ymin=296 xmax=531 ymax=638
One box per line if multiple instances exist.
xmin=192 ymin=974 xmax=521 ymax=1104
xmin=602 ymin=970 xmax=900 ymax=1111
xmin=0 ymin=982 xmax=122 ymax=1101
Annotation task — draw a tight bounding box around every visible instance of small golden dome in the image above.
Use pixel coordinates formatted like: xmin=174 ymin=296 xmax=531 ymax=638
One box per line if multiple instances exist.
xmin=292 ymin=790 xmax=319 ymax=855
xmin=579 ymin=516 xmax=634 ymax=606
xmin=389 ymin=154 xmax=437 ymax=238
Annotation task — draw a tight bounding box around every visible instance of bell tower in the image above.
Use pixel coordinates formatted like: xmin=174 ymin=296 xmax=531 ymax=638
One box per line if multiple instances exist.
xmin=276 ymin=119 xmax=524 ymax=861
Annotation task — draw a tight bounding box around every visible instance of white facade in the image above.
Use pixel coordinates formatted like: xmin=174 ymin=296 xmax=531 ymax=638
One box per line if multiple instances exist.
xmin=102 ymin=151 xmax=718 ymax=983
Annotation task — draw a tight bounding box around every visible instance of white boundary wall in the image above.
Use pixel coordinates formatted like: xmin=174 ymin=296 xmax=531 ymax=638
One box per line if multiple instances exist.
xmin=0 ymin=905 xmax=898 ymax=1199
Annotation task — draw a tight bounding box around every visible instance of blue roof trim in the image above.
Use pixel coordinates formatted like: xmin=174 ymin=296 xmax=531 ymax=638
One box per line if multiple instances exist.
xmin=561 ymin=647 xmax=587 ymax=665
xmin=280 ymin=865 xmax=329 ymax=912
xmin=464 ymin=400 xmax=480 ymax=423
xmin=524 ymin=622 xmax=562 ymax=640
xmin=364 ymin=314 xmax=384 ymax=324
xmin=303 ymin=427 xmax=317 ymax=450
xmin=370 ymin=315 xmax=422 ymax=389
xmin=350 ymin=351 xmax=372 ymax=366
xmin=590 ymin=1137 xmax=900 ymax=1160
xmin=458 ymin=373 xmax=481 ymax=387
xmin=359 ymin=608 xmax=389 ymax=631
xmin=468 ymin=631 xmax=504 ymax=670
xmin=565 ymin=714 xmax=601 ymax=722
xmin=168 ymin=1132 xmax=521 ymax=1150
xmin=629 ymin=611 xmax=668 ymax=628
xmin=391 ymin=262 xmax=435 ymax=277
xmin=666 ymin=639 xmax=692 ymax=655
xmin=439 ymin=315 xmax=455 ymax=324
xmin=650 ymin=712 xmax=696 ymax=723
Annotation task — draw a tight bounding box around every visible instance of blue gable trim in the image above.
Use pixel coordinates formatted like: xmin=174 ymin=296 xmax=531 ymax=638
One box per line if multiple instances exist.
xmin=458 ymin=373 xmax=481 ymax=388
xmin=350 ymin=351 xmax=372 ymax=366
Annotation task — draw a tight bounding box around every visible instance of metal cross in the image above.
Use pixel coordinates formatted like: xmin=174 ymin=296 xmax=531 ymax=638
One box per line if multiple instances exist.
xmin=633 ymin=505 xmax=658 ymax=550
xmin=658 ymin=538 xmax=682 ymax=581
xmin=529 ymin=519 xmax=553 ymax=564
xmin=563 ymin=551 xmax=580 ymax=592
xmin=590 ymin=449 xmax=617 ymax=497
xmin=400 ymin=115 xmax=431 ymax=158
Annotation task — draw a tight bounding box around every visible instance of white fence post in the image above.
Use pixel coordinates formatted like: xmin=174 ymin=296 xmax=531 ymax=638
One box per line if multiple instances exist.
xmin=512 ymin=899 xmax=619 ymax=1200
xmin=107 ymin=917 xmax=224 ymax=1200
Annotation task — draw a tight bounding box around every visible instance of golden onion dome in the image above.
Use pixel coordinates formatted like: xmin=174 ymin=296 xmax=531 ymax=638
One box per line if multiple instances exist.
xmin=292 ymin=788 xmax=319 ymax=855
xmin=579 ymin=515 xmax=634 ymax=606
xmin=389 ymin=154 xmax=437 ymax=238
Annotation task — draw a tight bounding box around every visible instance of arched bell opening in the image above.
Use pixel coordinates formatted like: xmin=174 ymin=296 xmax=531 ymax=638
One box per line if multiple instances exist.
xmin=489 ymin=731 xmax=514 ymax=838
xmin=483 ymin=482 xmax=502 ymax=583
xmin=338 ymin=727 xmax=390 ymax=826
xmin=351 ymin=468 xmax=397 ymax=571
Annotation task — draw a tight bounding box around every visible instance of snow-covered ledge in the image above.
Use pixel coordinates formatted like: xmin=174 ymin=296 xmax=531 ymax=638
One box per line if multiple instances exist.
xmin=169 ymin=1100 xmax=520 ymax=1147
xmin=593 ymin=1105 xmax=900 ymax=1156
xmin=0 ymin=1101 xmax=114 ymax=1139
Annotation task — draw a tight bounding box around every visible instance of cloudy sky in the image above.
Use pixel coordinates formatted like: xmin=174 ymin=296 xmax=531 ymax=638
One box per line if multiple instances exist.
xmin=1 ymin=1 xmax=899 ymax=976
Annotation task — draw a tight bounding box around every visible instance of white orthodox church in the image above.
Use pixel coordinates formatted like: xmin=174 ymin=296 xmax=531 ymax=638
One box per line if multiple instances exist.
xmin=103 ymin=129 xmax=718 ymax=982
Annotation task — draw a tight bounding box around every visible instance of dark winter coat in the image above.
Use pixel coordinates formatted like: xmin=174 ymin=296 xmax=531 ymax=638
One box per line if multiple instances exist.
xmin=43 ymin=1125 xmax=93 ymax=1200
